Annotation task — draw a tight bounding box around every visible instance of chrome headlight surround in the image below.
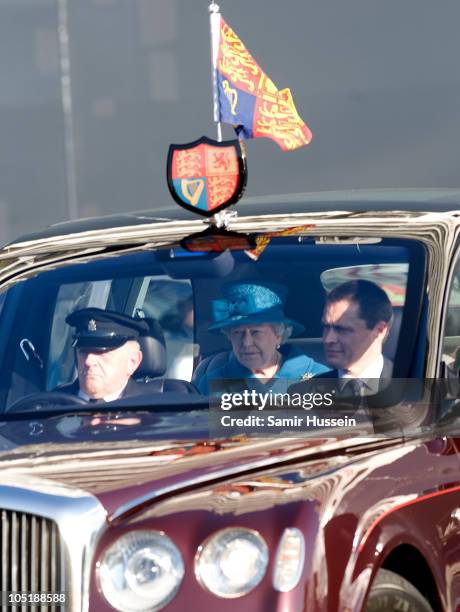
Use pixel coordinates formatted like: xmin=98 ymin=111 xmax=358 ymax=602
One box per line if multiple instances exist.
xmin=194 ymin=527 xmax=269 ymax=598
xmin=98 ymin=530 xmax=184 ymax=612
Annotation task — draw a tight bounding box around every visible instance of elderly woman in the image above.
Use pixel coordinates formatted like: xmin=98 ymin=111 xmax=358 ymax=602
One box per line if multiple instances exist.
xmin=196 ymin=281 xmax=329 ymax=394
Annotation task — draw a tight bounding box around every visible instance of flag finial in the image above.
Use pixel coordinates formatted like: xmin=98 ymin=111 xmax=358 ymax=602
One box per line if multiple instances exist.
xmin=209 ymin=2 xmax=222 ymax=140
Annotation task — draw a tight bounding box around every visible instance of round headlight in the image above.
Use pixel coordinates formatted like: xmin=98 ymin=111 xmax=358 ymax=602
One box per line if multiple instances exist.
xmin=99 ymin=530 xmax=184 ymax=612
xmin=195 ymin=527 xmax=268 ymax=598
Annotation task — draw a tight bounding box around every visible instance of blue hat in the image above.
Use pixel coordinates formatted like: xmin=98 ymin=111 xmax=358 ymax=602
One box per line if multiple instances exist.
xmin=209 ymin=282 xmax=304 ymax=334
xmin=66 ymin=308 xmax=150 ymax=350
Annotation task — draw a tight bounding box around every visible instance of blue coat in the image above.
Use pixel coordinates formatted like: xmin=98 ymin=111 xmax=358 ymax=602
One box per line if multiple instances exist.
xmin=197 ymin=347 xmax=330 ymax=395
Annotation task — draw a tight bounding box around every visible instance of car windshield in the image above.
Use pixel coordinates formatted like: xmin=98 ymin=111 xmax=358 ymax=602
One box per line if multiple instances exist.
xmin=0 ymin=234 xmax=426 ymax=428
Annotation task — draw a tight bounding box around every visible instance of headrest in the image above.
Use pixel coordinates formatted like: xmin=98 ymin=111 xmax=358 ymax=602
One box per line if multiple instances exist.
xmin=383 ymin=307 xmax=403 ymax=361
xmin=135 ymin=318 xmax=167 ymax=378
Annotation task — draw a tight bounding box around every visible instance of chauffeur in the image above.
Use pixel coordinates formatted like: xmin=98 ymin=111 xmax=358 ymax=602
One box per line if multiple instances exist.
xmin=59 ymin=308 xmax=150 ymax=402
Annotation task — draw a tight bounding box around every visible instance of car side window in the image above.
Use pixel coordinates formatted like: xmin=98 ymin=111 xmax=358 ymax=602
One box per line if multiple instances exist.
xmin=139 ymin=278 xmax=195 ymax=381
xmin=47 ymin=280 xmax=112 ymax=389
xmin=320 ymin=263 xmax=408 ymax=364
xmin=442 ymin=256 xmax=460 ymax=371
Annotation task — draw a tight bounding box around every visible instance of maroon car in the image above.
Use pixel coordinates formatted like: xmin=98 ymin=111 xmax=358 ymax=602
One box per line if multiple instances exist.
xmin=0 ymin=191 xmax=458 ymax=611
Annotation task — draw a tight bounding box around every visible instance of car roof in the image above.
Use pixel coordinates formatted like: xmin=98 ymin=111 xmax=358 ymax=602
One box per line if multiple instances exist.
xmin=8 ymin=188 xmax=460 ymax=246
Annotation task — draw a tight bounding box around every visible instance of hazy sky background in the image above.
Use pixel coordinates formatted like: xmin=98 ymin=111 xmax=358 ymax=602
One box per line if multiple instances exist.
xmin=1 ymin=0 xmax=459 ymax=242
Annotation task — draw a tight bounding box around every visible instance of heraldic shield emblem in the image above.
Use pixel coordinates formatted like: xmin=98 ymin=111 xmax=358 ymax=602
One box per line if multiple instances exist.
xmin=167 ymin=136 xmax=247 ymax=217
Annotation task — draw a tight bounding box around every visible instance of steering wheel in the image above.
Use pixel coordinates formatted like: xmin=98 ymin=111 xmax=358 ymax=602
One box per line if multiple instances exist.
xmin=7 ymin=392 xmax=88 ymax=414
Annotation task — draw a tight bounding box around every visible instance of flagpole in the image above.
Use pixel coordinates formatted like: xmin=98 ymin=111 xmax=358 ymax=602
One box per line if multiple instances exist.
xmin=57 ymin=0 xmax=79 ymax=220
xmin=209 ymin=2 xmax=222 ymax=142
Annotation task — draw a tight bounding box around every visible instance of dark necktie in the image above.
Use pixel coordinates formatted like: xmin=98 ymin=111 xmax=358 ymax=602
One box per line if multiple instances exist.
xmin=345 ymin=378 xmax=364 ymax=397
xmin=343 ymin=379 xmax=369 ymax=414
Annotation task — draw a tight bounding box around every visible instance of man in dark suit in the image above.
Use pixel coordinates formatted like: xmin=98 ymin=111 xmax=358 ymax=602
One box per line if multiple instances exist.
xmin=59 ymin=308 xmax=151 ymax=402
xmin=290 ymin=279 xmax=393 ymax=397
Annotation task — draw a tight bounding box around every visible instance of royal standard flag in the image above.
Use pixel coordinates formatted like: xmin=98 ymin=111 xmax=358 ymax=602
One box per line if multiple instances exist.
xmin=211 ymin=13 xmax=312 ymax=151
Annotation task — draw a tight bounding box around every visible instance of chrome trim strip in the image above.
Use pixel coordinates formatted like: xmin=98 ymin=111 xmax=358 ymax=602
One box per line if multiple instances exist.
xmin=0 ymin=475 xmax=107 ymax=612
xmin=436 ymin=239 xmax=460 ymax=375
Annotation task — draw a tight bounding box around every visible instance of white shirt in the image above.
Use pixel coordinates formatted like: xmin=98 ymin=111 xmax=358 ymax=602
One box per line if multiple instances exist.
xmin=338 ymin=354 xmax=384 ymax=394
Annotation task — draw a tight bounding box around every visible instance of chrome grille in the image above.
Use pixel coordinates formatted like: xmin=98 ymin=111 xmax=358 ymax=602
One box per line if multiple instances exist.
xmin=0 ymin=510 xmax=64 ymax=611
